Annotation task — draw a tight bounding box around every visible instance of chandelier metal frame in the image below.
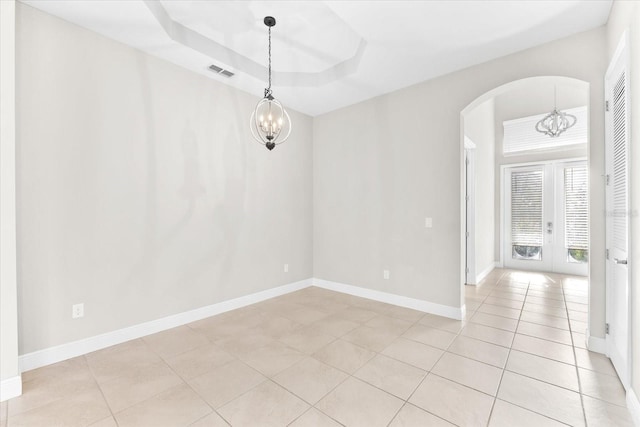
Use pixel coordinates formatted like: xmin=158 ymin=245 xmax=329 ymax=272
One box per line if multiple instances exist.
xmin=535 ymin=86 xmax=577 ymax=138
xmin=250 ymin=16 xmax=292 ymax=151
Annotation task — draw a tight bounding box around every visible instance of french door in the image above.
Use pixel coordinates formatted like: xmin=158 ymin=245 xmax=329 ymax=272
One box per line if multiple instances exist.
xmin=504 ymin=160 xmax=588 ymax=276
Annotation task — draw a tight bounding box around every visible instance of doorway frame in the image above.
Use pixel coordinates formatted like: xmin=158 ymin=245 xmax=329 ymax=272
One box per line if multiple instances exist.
xmin=500 ymin=157 xmax=588 ymax=275
xmin=459 ymin=76 xmax=591 ymax=329
xmin=464 ymin=137 xmax=477 ymax=284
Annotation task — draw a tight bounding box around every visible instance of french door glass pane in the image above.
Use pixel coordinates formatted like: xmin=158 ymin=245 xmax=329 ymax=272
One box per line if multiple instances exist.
xmin=565 ymin=165 xmax=589 ymax=263
xmin=511 ymin=170 xmax=543 ymax=260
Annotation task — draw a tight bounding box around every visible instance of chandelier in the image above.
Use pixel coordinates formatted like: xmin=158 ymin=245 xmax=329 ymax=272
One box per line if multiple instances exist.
xmin=250 ymin=16 xmax=291 ymax=151
xmin=535 ymin=87 xmax=577 ymax=138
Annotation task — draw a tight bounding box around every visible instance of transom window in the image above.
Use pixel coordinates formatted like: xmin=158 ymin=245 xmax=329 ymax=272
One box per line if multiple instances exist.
xmin=503 ymin=106 xmax=587 ymax=154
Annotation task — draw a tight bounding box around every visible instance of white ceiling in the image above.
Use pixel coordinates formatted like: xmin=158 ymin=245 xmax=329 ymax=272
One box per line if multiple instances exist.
xmin=21 ymin=0 xmax=612 ymax=116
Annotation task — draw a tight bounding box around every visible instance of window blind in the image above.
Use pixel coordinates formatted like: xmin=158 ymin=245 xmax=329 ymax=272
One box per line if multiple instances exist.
xmin=564 ymin=166 xmax=588 ymax=250
xmin=511 ymin=170 xmax=543 ymax=247
xmin=503 ymin=106 xmax=587 ymax=154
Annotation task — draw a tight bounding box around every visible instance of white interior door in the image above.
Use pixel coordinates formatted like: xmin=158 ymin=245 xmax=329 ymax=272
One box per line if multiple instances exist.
xmin=504 ymin=161 xmax=588 ymax=275
xmin=605 ymin=32 xmax=630 ymax=389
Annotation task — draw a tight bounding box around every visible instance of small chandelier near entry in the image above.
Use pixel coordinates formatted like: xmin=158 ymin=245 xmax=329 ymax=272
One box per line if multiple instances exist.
xmin=535 ymin=86 xmax=577 ymax=138
xmin=250 ymin=16 xmax=291 ymax=151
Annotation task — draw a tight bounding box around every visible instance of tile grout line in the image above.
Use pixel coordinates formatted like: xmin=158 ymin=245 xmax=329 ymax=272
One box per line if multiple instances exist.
xmin=384 ymin=295 xmax=473 ymax=427
xmin=311 ymin=309 xmax=426 ymax=427
xmin=148 ymin=338 xmax=234 ymax=427
xmin=286 ymin=406 xmax=346 ymax=427
xmin=151 ymin=328 xmax=258 ymax=427
xmin=485 ymin=274 xmax=531 ymax=426
xmin=304 ymin=276 xmax=592 ymax=423
xmin=170 ymin=375 xmax=233 ymax=427
xmin=82 ymin=353 xmax=121 ymax=427
xmin=387 ymin=272 xmax=502 ymax=427
xmin=563 ymin=276 xmax=589 ymax=427
xmin=186 ymin=293 xmax=424 ymax=426
xmin=284 ymin=302 xmax=426 ymax=425
xmin=144 ymin=326 xmax=246 ymax=426
xmin=361 ymin=310 xmax=436 ymax=427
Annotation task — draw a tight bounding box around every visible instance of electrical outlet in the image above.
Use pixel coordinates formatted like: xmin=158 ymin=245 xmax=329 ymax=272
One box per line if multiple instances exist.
xmin=425 ymin=217 xmax=433 ymax=228
xmin=383 ymin=270 xmax=390 ymax=280
xmin=284 ymin=263 xmax=289 ymax=273
xmin=72 ymin=303 xmax=84 ymax=319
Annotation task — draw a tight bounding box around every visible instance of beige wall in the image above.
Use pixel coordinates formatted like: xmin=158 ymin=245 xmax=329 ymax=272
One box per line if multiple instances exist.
xmin=15 ymin=4 xmax=313 ymax=354
xmin=464 ymin=99 xmax=495 ymax=279
xmin=314 ymin=27 xmax=607 ymax=321
xmin=606 ymin=0 xmax=640 ymax=399
xmin=1 ymin=0 xmax=20 ymax=391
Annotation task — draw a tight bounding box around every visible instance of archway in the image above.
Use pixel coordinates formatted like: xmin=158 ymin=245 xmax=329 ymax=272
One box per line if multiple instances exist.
xmin=459 ymin=76 xmax=591 ymax=316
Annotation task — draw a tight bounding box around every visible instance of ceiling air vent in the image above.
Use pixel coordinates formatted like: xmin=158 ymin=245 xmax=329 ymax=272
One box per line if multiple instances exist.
xmin=208 ymin=64 xmax=234 ymax=78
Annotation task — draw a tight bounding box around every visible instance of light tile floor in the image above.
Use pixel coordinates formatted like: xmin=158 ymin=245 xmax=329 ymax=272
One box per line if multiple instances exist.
xmin=2 ymin=269 xmax=636 ymax=426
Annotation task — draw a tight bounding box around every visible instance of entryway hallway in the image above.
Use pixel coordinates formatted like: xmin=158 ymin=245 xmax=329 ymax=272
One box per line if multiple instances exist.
xmin=464 ymin=268 xmax=633 ymax=426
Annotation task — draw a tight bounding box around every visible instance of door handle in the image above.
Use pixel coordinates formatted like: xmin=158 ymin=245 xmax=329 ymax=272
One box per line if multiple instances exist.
xmin=614 ymin=258 xmax=628 ymax=265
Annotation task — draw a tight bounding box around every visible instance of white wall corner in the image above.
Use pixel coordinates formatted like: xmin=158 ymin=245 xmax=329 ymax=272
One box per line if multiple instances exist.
xmin=19 ymin=278 xmax=314 ymax=373
xmin=0 ymin=375 xmax=22 ymax=402
xmin=627 ymin=388 xmax=640 ymax=427
xmin=0 ymin=0 xmax=21 ymax=401
xmin=312 ymin=278 xmax=464 ymax=320
xmin=586 ymin=329 xmax=607 ymax=354
xmin=475 ymin=263 xmax=496 ymax=284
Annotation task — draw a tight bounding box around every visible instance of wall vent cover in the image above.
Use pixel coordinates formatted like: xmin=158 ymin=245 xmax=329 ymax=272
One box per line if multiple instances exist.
xmin=208 ymin=64 xmax=234 ymax=77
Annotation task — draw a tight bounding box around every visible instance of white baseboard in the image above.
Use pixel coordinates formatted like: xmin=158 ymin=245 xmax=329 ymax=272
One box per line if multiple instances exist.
xmin=313 ymin=278 xmax=464 ymax=320
xmin=19 ymin=278 xmax=313 ymax=373
xmin=19 ymin=277 xmax=465 ymax=373
xmin=476 ymin=263 xmax=496 ymax=284
xmin=586 ymin=330 xmax=606 ymax=354
xmin=0 ymin=375 xmax=22 ymax=402
xmin=627 ymin=388 xmax=640 ymax=427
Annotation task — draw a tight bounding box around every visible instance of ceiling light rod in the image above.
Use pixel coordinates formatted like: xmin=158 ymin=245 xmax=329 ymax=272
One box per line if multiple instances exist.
xmin=535 ymin=86 xmax=577 ymax=138
xmin=250 ymin=16 xmax=292 ymax=151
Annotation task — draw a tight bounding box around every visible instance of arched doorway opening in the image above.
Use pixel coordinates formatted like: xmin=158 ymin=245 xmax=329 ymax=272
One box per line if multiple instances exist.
xmin=459 ymin=76 xmax=591 ymax=325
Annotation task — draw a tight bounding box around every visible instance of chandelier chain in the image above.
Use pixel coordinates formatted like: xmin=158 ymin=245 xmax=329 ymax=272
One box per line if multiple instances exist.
xmin=267 ymin=26 xmax=272 ymax=94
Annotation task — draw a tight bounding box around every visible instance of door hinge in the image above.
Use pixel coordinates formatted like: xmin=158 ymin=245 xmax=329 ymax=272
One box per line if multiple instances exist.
xmin=466 ymin=231 xmax=470 ymax=238
xmin=606 ymin=100 xmax=610 ymax=112
xmin=465 ymin=195 xmax=470 ymax=201
xmin=606 ymin=323 xmax=610 ymax=334
xmin=465 ymin=158 xmax=470 ymax=166
xmin=606 ymin=248 xmax=610 ymax=260
xmin=606 ymin=174 xmax=610 ymax=186
xmin=465 ymin=267 xmax=470 ymax=273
